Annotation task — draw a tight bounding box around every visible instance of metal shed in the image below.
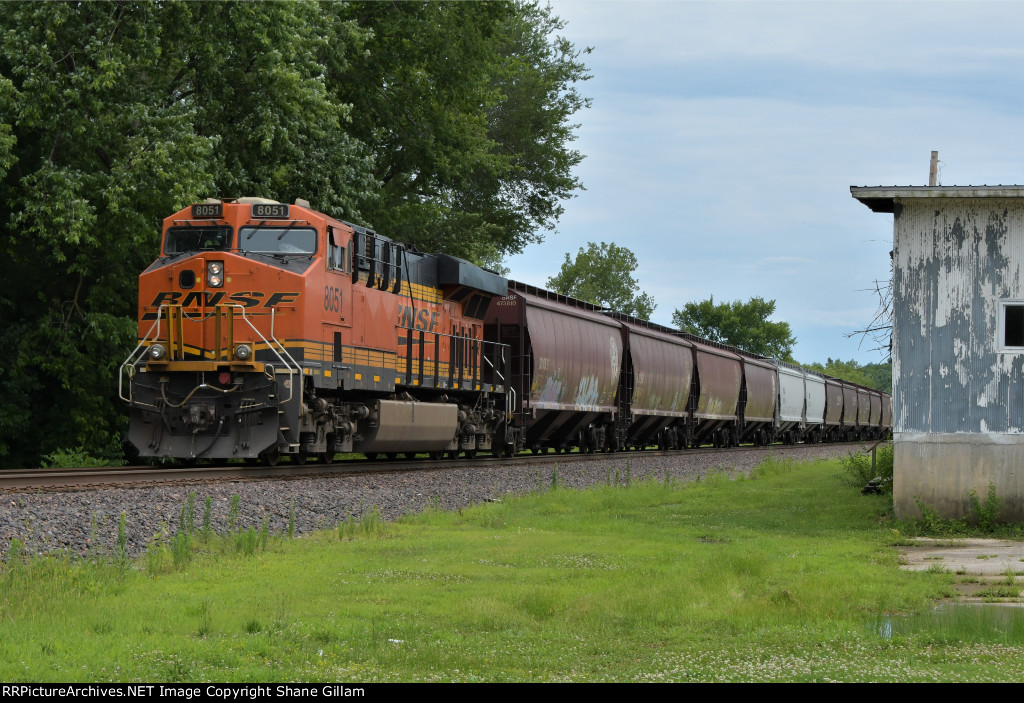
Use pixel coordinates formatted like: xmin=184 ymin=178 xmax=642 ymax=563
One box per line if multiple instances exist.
xmin=853 ymin=185 xmax=1024 ymax=519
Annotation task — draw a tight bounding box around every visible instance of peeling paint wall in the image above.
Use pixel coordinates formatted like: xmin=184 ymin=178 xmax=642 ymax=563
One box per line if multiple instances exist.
xmin=894 ymin=198 xmax=1024 ymax=435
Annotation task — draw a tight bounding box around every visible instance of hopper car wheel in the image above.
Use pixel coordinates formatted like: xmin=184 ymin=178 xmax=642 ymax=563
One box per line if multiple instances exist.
xmin=464 ymin=449 xmax=477 ymax=460
xmin=447 ymin=450 xmax=459 ymax=460
xmin=294 ymin=451 xmax=307 ymax=465
xmin=317 ymin=452 xmax=331 ymax=464
xmin=260 ymin=449 xmax=280 ymax=467
xmin=386 ymin=453 xmax=398 ymax=460
xmin=365 ymin=453 xmax=379 ymax=461
xmin=429 ymin=451 xmax=443 ymax=461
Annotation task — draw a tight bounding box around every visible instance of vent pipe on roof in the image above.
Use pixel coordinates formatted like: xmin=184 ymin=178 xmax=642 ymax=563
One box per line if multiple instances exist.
xmin=929 ymin=151 xmax=938 ymax=186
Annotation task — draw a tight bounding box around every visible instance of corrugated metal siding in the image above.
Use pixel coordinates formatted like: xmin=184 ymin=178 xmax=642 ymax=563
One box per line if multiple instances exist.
xmin=805 ymin=375 xmax=826 ymax=424
xmin=522 ymin=295 xmax=622 ymax=413
xmin=777 ymin=365 xmax=805 ymax=423
xmin=856 ymin=389 xmax=871 ymax=425
xmin=693 ymin=342 xmax=742 ymax=420
xmin=870 ymin=392 xmax=882 ymax=427
xmin=743 ymin=359 xmax=777 ymax=423
xmin=626 ymin=324 xmax=693 ymax=417
xmin=894 ymin=198 xmax=1024 ymax=434
xmin=841 ymin=385 xmax=858 ymax=426
xmin=824 ymin=381 xmax=843 ymax=425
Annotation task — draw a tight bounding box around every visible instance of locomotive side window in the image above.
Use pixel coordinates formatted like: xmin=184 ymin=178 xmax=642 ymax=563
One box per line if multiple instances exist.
xmin=328 ymin=227 xmax=347 ymax=273
xmin=165 ymin=226 xmax=232 ymax=254
xmin=329 ymin=245 xmax=347 ymax=272
xmin=240 ymin=226 xmax=317 ymax=255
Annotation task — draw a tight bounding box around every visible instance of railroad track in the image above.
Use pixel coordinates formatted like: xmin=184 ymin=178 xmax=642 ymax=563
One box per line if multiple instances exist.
xmin=0 ymin=441 xmax=879 ymax=492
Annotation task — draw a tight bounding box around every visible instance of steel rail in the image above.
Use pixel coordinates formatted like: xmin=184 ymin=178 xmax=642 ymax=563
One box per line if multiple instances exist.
xmin=0 ymin=441 xmax=879 ymax=493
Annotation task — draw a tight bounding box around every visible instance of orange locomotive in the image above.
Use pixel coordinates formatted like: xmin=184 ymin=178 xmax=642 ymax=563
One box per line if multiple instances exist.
xmin=120 ymin=198 xmax=513 ymax=464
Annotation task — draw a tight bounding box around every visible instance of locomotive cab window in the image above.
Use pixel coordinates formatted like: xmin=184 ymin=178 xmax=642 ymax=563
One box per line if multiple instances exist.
xmin=240 ymin=226 xmax=317 ymax=255
xmin=1000 ymin=301 xmax=1024 ymax=351
xmin=164 ymin=226 xmax=232 ymax=255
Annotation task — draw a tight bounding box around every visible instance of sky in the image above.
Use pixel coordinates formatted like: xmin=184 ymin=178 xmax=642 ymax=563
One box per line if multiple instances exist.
xmin=504 ymin=0 xmax=1024 ymax=366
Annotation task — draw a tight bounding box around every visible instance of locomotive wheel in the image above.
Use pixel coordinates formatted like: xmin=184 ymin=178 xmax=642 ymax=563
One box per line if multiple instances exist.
xmin=260 ymin=449 xmax=279 ymax=467
xmin=464 ymin=449 xmax=477 ymax=460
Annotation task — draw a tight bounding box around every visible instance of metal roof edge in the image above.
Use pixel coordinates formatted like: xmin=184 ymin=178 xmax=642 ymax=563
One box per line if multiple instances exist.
xmin=851 ymin=186 xmax=1024 ymax=213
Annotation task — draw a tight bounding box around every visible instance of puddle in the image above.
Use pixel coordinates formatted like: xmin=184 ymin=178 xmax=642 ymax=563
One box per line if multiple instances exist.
xmin=875 ymin=602 xmax=1024 ymax=642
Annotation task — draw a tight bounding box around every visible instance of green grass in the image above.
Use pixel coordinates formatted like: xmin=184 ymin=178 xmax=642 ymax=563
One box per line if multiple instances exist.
xmin=2 ymin=457 xmax=1023 ymax=682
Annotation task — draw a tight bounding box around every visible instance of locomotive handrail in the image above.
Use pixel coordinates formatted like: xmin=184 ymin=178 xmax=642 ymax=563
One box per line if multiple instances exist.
xmin=118 ymin=310 xmax=165 ymax=403
xmin=399 ymin=326 xmax=509 ymax=392
xmin=118 ymin=304 xmax=301 ymax=406
xmin=243 ymin=305 xmax=301 ymax=405
xmin=482 ymin=346 xmax=506 ymax=383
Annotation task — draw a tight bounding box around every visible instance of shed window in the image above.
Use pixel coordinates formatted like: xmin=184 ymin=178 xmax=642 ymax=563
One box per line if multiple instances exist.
xmin=1000 ymin=302 xmax=1024 ymax=350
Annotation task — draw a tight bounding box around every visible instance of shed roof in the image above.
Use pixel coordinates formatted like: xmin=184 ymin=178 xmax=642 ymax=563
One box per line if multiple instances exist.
xmin=851 ymin=185 xmax=1024 ymax=213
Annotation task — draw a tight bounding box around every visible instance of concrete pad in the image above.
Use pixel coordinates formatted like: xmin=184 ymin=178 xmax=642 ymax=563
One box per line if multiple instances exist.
xmin=898 ymin=537 xmax=1024 ymax=602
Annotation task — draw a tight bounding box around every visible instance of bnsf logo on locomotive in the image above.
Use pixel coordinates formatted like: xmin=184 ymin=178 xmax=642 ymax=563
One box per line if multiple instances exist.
xmin=398 ymin=304 xmax=440 ymax=332
xmin=143 ymin=291 xmax=300 ymax=319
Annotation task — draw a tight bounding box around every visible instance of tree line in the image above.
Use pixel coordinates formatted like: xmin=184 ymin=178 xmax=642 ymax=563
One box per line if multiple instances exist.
xmin=0 ymin=1 xmax=590 ymax=468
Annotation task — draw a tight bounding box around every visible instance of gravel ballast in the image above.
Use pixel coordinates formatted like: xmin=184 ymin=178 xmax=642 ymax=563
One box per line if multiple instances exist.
xmin=1 ymin=444 xmax=873 ymax=559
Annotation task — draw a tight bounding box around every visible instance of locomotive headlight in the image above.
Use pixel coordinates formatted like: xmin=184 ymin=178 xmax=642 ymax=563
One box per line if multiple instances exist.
xmin=207 ymin=261 xmax=224 ymax=288
xmin=234 ymin=344 xmax=253 ymax=361
xmin=149 ymin=343 xmax=166 ymax=360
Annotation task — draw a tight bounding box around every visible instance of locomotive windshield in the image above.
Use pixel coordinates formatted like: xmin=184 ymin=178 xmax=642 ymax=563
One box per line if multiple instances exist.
xmin=240 ymin=226 xmax=317 ymax=255
xmin=164 ymin=226 xmax=232 ymax=254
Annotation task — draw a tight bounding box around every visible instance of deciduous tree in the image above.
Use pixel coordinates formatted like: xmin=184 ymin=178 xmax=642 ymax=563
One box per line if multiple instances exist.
xmin=331 ymin=1 xmax=591 ymax=264
xmin=0 ymin=1 xmax=592 ymax=467
xmin=672 ymin=296 xmax=796 ymax=360
xmin=0 ymin=1 xmax=373 ymax=467
xmin=547 ymin=242 xmax=656 ymax=319
xmin=803 ymin=359 xmax=892 ymax=393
